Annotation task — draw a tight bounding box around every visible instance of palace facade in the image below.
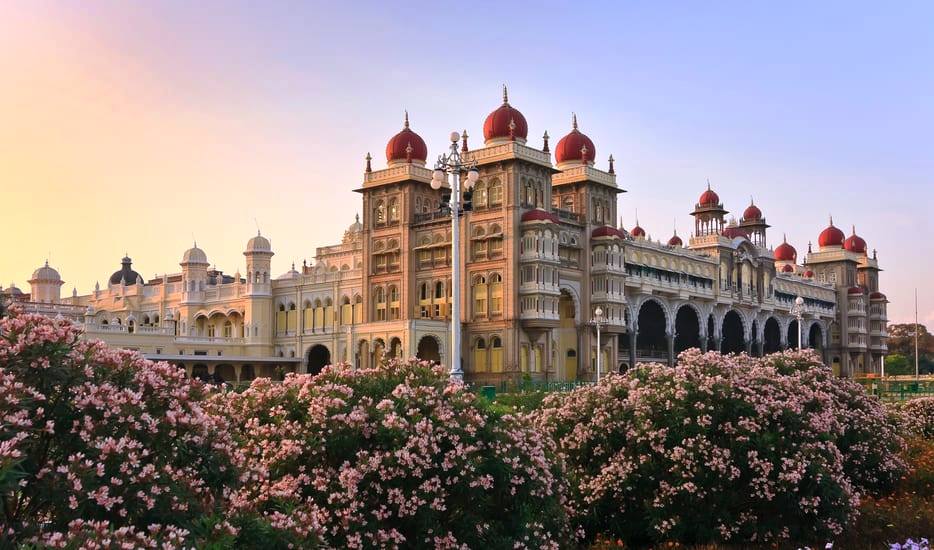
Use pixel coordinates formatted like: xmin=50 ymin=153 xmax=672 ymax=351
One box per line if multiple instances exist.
xmin=3 ymin=88 xmax=889 ymax=382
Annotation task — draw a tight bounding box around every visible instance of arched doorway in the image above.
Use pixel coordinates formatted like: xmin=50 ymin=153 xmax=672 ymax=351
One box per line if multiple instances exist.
xmin=389 ymin=337 xmax=402 ymax=360
xmin=557 ymin=290 xmax=578 ymax=380
xmin=416 ymin=336 xmax=441 ymax=364
xmin=674 ymin=305 xmax=701 ymax=353
xmin=787 ymin=320 xmax=800 ymax=349
xmin=191 ymin=364 xmax=209 ymax=381
xmin=721 ymin=311 xmax=745 ymax=354
xmin=372 ymin=339 xmax=386 ymax=367
xmin=763 ymin=317 xmax=781 ymax=354
xmin=215 ymin=364 xmax=235 ymax=383
xmin=808 ymin=323 xmax=823 ymax=351
xmin=306 ymin=344 xmax=330 ymax=375
xmin=636 ymin=300 xmax=667 ymax=359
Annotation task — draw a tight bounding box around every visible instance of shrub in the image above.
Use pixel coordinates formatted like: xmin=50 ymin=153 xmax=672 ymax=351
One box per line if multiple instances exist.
xmin=0 ymin=309 xmax=238 ymax=544
xmin=893 ymin=397 xmax=934 ymax=439
xmin=533 ymin=349 xmax=906 ymax=546
xmin=217 ymin=358 xmax=571 ymax=549
xmin=764 ymin=351 xmax=906 ymax=496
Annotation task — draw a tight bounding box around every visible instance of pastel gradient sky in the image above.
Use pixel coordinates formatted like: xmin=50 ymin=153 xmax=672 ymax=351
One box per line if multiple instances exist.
xmin=2 ymin=1 xmax=932 ymax=325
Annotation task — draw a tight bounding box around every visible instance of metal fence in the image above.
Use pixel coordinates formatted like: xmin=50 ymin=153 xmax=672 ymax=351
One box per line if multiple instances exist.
xmin=856 ymin=378 xmax=934 ymax=401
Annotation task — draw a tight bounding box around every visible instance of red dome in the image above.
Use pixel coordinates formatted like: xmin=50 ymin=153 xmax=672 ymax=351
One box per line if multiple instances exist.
xmin=848 ymin=286 xmax=864 ymax=295
xmin=843 ymin=226 xmax=867 ymax=254
xmin=742 ymin=201 xmax=762 ymax=221
xmin=385 ymin=112 xmax=428 ymax=164
xmin=630 ymin=224 xmax=646 ymax=238
xmin=520 ymin=208 xmax=559 ymax=224
xmin=668 ymin=234 xmax=683 ymax=246
xmin=803 ymin=269 xmax=814 ymax=278
xmin=591 ymin=225 xmax=623 ymax=239
xmin=870 ymin=291 xmax=887 ymax=301
xmin=721 ymin=226 xmax=748 ymax=239
xmin=698 ymin=182 xmax=720 ymax=207
xmin=483 ymin=86 xmax=528 ymax=143
xmin=781 ymin=264 xmax=795 ymax=273
xmin=774 ymin=236 xmax=797 ymax=262
xmin=818 ymin=218 xmax=846 ymax=248
xmin=554 ymin=114 xmax=596 ymax=165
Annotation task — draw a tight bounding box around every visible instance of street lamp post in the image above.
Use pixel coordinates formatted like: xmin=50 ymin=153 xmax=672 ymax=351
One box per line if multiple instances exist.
xmin=592 ymin=307 xmax=606 ymax=383
xmin=790 ymin=296 xmax=805 ymax=350
xmin=430 ymin=132 xmax=479 ymax=382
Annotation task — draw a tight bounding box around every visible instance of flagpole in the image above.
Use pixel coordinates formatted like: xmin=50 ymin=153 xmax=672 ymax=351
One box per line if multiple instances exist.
xmin=915 ymin=288 xmax=920 ymax=380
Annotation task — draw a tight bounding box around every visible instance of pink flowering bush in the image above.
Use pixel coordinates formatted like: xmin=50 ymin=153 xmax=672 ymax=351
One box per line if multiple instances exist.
xmin=763 ymin=350 xmax=907 ymax=496
xmin=216 ymin=358 xmax=571 ymax=549
xmin=533 ymin=349 xmax=906 ymax=546
xmin=893 ymin=397 xmax=934 ymax=439
xmin=0 ymin=309 xmax=238 ymax=545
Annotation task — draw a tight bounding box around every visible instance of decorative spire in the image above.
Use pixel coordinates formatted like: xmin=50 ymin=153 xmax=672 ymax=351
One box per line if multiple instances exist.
xmin=572 ymin=112 xmax=578 ymax=130
xmin=750 ymin=195 xmax=755 ymax=205
xmin=461 ymin=130 xmax=469 ymax=152
xmin=829 ymin=214 xmax=834 ymax=226
xmin=706 ymin=178 xmax=711 ymax=190
xmin=808 ymin=241 xmax=813 ymax=253
xmin=502 ymin=83 xmax=509 ymax=105
xmin=403 ymin=110 xmax=409 ymax=129
xmin=851 ymin=224 xmax=857 ymax=235
xmin=608 ymin=154 xmax=615 ymax=174
xmin=355 ymin=213 xmax=360 ymax=224
xmin=542 ymin=131 xmax=550 ymax=153
xmin=365 ymin=152 xmax=372 ymax=173
xmin=872 ymin=248 xmax=877 ymax=259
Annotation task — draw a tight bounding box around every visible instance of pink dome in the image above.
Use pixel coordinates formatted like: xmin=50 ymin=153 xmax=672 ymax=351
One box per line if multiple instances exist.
xmin=520 ymin=209 xmax=559 ymax=224
xmin=774 ymin=235 xmax=797 ymax=262
xmin=818 ymin=217 xmax=846 ymax=248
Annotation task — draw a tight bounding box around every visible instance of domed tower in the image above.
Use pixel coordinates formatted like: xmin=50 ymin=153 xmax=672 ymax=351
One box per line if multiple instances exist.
xmin=690 ymin=181 xmax=728 ymax=238
xmin=385 ymin=111 xmax=428 ymax=167
xmin=109 ymin=255 xmax=141 ymax=287
xmin=180 ymin=243 xmax=209 ymax=304
xmin=738 ymin=198 xmax=770 ymax=247
xmin=244 ymin=231 xmax=273 ymax=296
xmin=483 ymin=85 xmax=529 ymax=146
xmin=28 ymin=261 xmax=64 ymax=303
xmin=773 ymin=235 xmax=797 ymax=272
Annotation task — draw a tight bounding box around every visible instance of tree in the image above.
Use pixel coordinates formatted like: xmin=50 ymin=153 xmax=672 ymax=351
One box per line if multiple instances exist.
xmin=888 ymin=323 xmax=934 ymax=357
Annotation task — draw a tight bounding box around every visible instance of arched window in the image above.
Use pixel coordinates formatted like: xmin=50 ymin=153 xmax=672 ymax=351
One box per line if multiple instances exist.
xmin=374 ymin=286 xmax=387 ymax=321
xmin=287 ymin=302 xmax=297 ymax=333
xmin=341 ymin=296 xmax=352 ymax=325
xmin=353 ymin=295 xmax=364 ymax=324
xmin=324 ymin=297 xmax=334 ymax=327
xmin=489 ymin=273 xmax=503 ymax=315
xmin=375 ymin=200 xmax=386 ymax=224
xmin=303 ymin=300 xmax=314 ymax=332
xmin=388 ymin=198 xmax=399 ymax=222
xmin=434 ymin=280 xmax=446 ymax=317
xmin=389 ymin=285 xmax=400 ymax=320
xmin=474 ymin=338 xmax=488 ymax=372
xmin=472 ymin=226 xmax=486 ymax=260
xmin=488 ymin=179 xmax=503 ymax=206
xmin=153 ymin=314 xmax=160 ymax=325
xmin=474 ymin=181 xmax=487 ymax=208
xmin=313 ymin=299 xmax=324 ymax=330
xmin=415 ymin=197 xmax=422 ymax=213
xmin=419 ymin=282 xmax=431 ymax=318
xmin=489 ymin=225 xmax=503 ymax=258
xmin=223 ymin=320 xmax=232 ymax=338
xmin=491 ymin=336 xmax=504 ymax=373
xmin=276 ymin=304 xmax=287 ymax=334
xmin=473 ymin=275 xmax=488 ymax=318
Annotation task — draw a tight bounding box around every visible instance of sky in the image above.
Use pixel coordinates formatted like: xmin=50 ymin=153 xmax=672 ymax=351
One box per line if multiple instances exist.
xmin=1 ymin=1 xmax=932 ymax=325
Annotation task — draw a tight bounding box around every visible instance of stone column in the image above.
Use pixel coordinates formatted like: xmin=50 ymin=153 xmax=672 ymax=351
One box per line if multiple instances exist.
xmin=628 ymin=330 xmax=637 ymax=371
xmin=713 ymin=336 xmax=723 ymax=353
xmin=756 ymin=340 xmax=764 ymax=357
xmin=666 ymin=333 xmax=675 ymax=367
xmin=700 ymin=333 xmax=708 ymax=353
xmin=744 ymin=340 xmax=753 ymax=355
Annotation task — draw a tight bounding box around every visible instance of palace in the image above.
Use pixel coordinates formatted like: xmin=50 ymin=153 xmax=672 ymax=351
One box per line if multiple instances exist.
xmin=2 ymin=88 xmax=889 ymax=383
